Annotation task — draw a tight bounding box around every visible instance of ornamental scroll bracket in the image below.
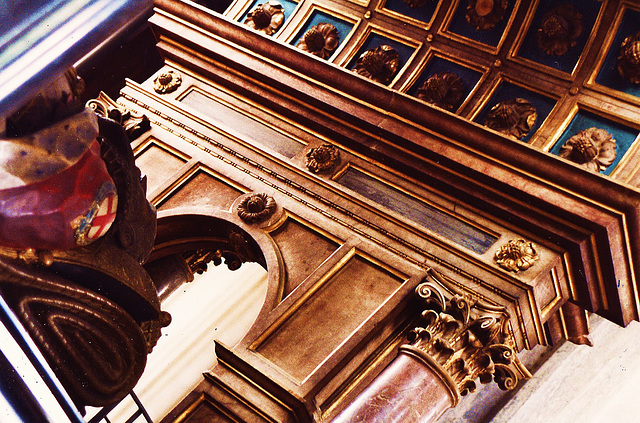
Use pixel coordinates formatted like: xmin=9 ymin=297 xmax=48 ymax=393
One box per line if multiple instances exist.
xmin=403 ymin=269 xmax=531 ymax=400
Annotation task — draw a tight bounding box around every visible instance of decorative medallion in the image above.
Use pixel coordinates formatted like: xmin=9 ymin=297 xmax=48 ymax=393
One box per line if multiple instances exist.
xmin=153 ymin=70 xmax=182 ymax=94
xmin=536 ymin=4 xmax=583 ymax=56
xmin=305 ymin=144 xmax=340 ymax=173
xmin=494 ymin=239 xmax=539 ymax=272
xmin=466 ymin=0 xmax=509 ymax=31
xmin=617 ymin=31 xmax=640 ymax=84
xmin=353 ymin=45 xmax=400 ymax=85
xmin=484 ymin=98 xmax=537 ymax=140
xmin=559 ymin=127 xmax=617 ymax=172
xmin=416 ymin=72 xmax=465 ymax=111
xmin=72 ymin=181 xmax=118 ymax=246
xmin=297 ymin=23 xmax=340 ymax=59
xmin=406 ymin=273 xmax=531 ymax=396
xmin=244 ymin=1 xmax=285 ymax=36
xmin=237 ymin=193 xmax=277 ymax=223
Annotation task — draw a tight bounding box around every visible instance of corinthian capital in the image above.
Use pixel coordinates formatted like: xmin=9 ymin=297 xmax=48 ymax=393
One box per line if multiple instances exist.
xmin=404 ymin=269 xmax=531 ymax=397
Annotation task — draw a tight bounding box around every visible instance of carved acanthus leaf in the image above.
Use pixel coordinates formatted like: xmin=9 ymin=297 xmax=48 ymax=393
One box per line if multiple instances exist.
xmin=406 ymin=269 xmax=530 ymax=396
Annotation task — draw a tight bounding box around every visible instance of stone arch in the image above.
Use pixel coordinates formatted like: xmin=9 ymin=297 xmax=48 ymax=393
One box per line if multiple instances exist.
xmin=145 ymin=205 xmax=284 ymax=323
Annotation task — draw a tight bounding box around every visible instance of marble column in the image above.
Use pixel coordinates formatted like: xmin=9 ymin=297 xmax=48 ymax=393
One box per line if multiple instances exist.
xmin=333 ymin=272 xmax=531 ymax=423
xmin=331 ymin=345 xmax=459 ymax=423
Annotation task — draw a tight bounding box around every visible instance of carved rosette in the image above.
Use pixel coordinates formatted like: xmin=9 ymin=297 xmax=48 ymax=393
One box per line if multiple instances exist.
xmin=87 ymin=92 xmax=150 ymax=141
xmin=494 ymin=239 xmax=539 ymax=272
xmin=153 ymin=70 xmax=182 ymax=94
xmin=406 ymin=274 xmax=530 ymax=396
xmin=353 ymin=45 xmax=400 ymax=85
xmin=536 ymin=4 xmax=583 ymax=56
xmin=305 ymin=144 xmax=340 ymax=173
xmin=237 ymin=193 xmax=277 ymax=223
xmin=416 ymin=72 xmax=465 ymax=111
xmin=466 ymin=0 xmax=509 ymax=31
xmin=617 ymin=31 xmax=640 ymax=84
xmin=484 ymin=98 xmax=537 ymax=140
xmin=559 ymin=127 xmax=617 ymax=172
xmin=244 ymin=1 xmax=285 ymax=36
xmin=297 ymin=23 xmax=340 ymax=59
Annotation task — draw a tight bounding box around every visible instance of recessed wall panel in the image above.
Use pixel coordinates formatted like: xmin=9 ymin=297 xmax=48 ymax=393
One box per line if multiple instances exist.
xmin=256 ymin=255 xmax=403 ymax=382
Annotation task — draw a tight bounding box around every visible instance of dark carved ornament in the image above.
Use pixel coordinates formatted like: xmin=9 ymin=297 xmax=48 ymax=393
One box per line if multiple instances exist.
xmin=484 ymin=98 xmax=537 ymax=140
xmin=237 ymin=193 xmax=277 ymax=223
xmin=536 ymin=4 xmax=583 ymax=56
xmin=466 ymin=0 xmax=509 ymax=31
xmin=87 ymin=92 xmax=150 ymax=141
xmin=297 ymin=23 xmax=340 ymax=59
xmin=244 ymin=1 xmax=285 ymax=36
xmin=181 ymin=230 xmax=258 ymax=272
xmin=405 ymin=271 xmax=531 ymax=396
xmin=559 ymin=127 xmax=617 ymax=172
xmin=305 ymin=144 xmax=340 ymax=173
xmin=494 ymin=239 xmax=539 ymax=272
xmin=153 ymin=70 xmax=182 ymax=94
xmin=617 ymin=31 xmax=640 ymax=84
xmin=0 ymin=257 xmax=148 ymax=407
xmin=353 ymin=45 xmax=400 ymax=85
xmin=416 ymin=72 xmax=465 ymax=111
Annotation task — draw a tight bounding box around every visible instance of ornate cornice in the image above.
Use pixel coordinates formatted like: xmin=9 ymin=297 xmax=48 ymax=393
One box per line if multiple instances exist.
xmin=404 ymin=270 xmax=531 ymax=397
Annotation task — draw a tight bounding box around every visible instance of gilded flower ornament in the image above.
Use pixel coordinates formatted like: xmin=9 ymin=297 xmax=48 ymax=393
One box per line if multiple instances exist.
xmin=617 ymin=31 xmax=640 ymax=84
xmin=244 ymin=1 xmax=285 ymax=36
xmin=484 ymin=98 xmax=537 ymax=140
xmin=237 ymin=193 xmax=277 ymax=223
xmin=305 ymin=144 xmax=340 ymax=173
xmin=559 ymin=127 xmax=617 ymax=173
xmin=466 ymin=0 xmax=509 ymax=31
xmin=494 ymin=239 xmax=539 ymax=272
xmin=153 ymin=70 xmax=182 ymax=94
xmin=416 ymin=72 xmax=465 ymax=111
xmin=536 ymin=4 xmax=583 ymax=56
xmin=297 ymin=23 xmax=340 ymax=59
xmin=353 ymin=45 xmax=400 ymax=85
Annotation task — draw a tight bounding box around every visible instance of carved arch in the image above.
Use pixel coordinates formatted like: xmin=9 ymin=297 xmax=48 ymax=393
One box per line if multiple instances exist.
xmin=147 ymin=206 xmax=285 ymax=318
